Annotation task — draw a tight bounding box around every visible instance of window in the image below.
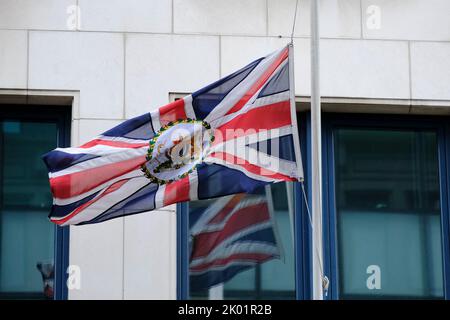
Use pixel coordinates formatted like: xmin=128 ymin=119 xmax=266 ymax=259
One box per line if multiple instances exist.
xmin=323 ymin=114 xmax=450 ymax=300
xmin=0 ymin=105 xmax=70 ymax=299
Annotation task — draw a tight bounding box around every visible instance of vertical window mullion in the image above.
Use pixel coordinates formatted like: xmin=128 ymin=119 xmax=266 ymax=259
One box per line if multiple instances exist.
xmin=292 ymin=112 xmax=312 ymax=300
xmin=440 ymin=124 xmax=450 ymax=299
xmin=0 ymin=119 xmax=3 ymax=295
xmin=54 ymin=109 xmax=71 ymax=300
xmin=177 ymin=202 xmax=189 ymax=300
xmin=322 ymin=118 xmax=339 ymax=300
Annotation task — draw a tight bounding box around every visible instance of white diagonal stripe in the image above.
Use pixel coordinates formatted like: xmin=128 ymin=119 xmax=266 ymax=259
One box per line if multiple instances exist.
xmin=184 ymin=95 xmax=197 ymax=120
xmin=204 ymin=47 xmax=287 ymax=124
xmin=49 ymin=147 xmax=147 ymax=178
xmin=60 ymin=176 xmax=151 ymax=225
xmin=53 ymin=169 xmax=144 ymax=206
xmin=209 ymin=90 xmax=290 ymax=129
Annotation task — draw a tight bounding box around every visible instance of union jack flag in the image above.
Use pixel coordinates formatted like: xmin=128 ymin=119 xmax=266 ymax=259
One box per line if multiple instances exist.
xmin=189 ymin=191 xmax=282 ymax=292
xmin=43 ymin=44 xmax=303 ymax=225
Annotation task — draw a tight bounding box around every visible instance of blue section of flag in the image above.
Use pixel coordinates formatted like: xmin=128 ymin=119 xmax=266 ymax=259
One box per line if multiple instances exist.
xmin=246 ymin=134 xmax=296 ymax=162
xmin=258 ymin=62 xmax=289 ymax=98
xmin=188 ymin=206 xmax=208 ymax=229
xmin=43 ymin=151 xmax=99 ymax=173
xmin=190 ymin=265 xmax=253 ymax=293
xmin=191 ymin=58 xmax=263 ymax=119
xmin=196 ymin=164 xmax=268 ymax=200
xmin=229 ymin=228 xmax=277 ymax=246
xmin=50 ymin=191 xmax=100 ymax=218
xmin=81 ymin=183 xmax=159 ymax=224
xmin=102 ymin=113 xmax=155 ymax=140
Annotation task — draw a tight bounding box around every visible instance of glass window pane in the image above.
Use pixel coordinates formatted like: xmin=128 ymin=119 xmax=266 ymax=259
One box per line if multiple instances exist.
xmin=188 ymin=182 xmax=295 ymax=300
xmin=334 ymin=128 xmax=444 ymax=299
xmin=1 ymin=120 xmax=57 ymax=299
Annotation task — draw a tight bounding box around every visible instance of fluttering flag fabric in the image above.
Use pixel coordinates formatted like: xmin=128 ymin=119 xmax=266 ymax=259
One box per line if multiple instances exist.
xmin=189 ymin=191 xmax=282 ymax=292
xmin=43 ymin=44 xmax=304 ymax=226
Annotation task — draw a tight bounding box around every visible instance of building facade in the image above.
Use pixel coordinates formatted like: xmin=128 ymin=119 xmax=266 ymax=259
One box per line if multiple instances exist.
xmin=0 ymin=0 xmax=449 ymax=299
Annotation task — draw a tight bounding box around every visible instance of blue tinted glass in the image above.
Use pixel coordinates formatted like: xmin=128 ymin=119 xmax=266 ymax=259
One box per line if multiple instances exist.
xmin=1 ymin=121 xmax=57 ymax=299
xmin=334 ymin=129 xmax=444 ymax=299
xmin=188 ymin=182 xmax=295 ymax=300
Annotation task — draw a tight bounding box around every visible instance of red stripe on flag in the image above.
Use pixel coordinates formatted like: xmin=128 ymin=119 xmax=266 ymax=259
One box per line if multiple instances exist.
xmin=191 ymin=203 xmax=270 ymax=259
xmin=213 ymin=100 xmax=291 ymax=146
xmin=224 ymin=47 xmax=288 ymax=116
xmin=159 ymin=98 xmax=187 ymax=126
xmin=50 ymin=156 xmax=146 ymax=199
xmin=190 ymin=253 xmax=273 ymax=272
xmin=209 ymin=152 xmax=296 ymax=181
xmin=163 ymin=176 xmax=190 ymax=206
xmin=80 ymin=139 xmax=148 ymax=149
xmin=51 ymin=179 xmax=129 ymax=225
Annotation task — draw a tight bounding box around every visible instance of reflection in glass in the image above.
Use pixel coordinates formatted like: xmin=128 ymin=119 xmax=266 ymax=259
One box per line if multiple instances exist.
xmin=189 ymin=182 xmax=295 ymax=299
xmin=0 ymin=121 xmax=56 ymax=299
xmin=334 ymin=129 xmax=443 ymax=299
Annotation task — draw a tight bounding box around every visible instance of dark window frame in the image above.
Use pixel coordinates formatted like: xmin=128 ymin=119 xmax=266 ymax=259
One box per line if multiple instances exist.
xmin=0 ymin=105 xmax=71 ymax=300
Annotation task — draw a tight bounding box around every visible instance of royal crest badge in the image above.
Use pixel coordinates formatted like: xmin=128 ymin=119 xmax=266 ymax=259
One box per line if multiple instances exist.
xmin=141 ymin=119 xmax=214 ymax=184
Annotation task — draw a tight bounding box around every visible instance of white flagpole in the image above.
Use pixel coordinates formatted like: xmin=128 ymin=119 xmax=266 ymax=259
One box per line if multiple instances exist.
xmin=310 ymin=0 xmax=324 ymax=300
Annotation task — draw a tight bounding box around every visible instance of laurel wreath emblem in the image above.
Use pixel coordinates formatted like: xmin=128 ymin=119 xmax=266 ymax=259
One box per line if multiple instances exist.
xmin=141 ymin=118 xmax=214 ymax=185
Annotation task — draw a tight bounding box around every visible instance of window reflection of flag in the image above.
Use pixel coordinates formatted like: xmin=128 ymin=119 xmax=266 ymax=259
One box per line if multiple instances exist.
xmin=36 ymin=261 xmax=54 ymax=299
xmin=189 ymin=190 xmax=281 ymax=292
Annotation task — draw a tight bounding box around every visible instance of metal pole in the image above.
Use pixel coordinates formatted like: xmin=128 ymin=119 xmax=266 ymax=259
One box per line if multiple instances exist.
xmin=310 ymin=0 xmax=323 ymax=300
